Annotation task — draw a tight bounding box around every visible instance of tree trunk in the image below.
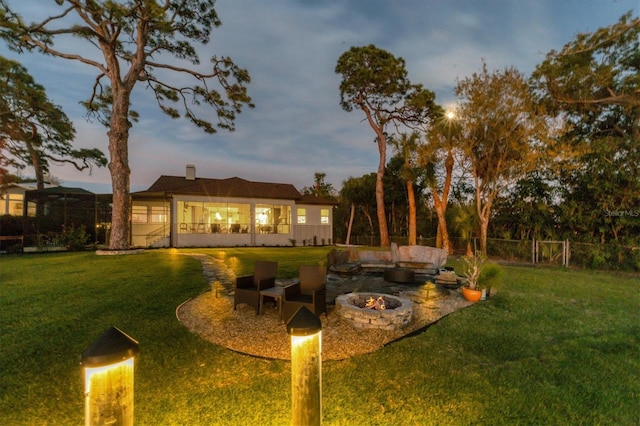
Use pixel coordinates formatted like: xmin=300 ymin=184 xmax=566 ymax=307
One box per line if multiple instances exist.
xmin=345 ymin=203 xmax=355 ymax=245
xmin=479 ymin=214 xmax=489 ymax=253
xmin=25 ymin=137 xmax=46 ymax=220
xmin=375 ymin=135 xmax=390 ymax=247
xmin=431 ymin=150 xmax=454 ymax=254
xmin=406 ymin=179 xmax=416 ymax=245
xmin=26 ymin=140 xmax=45 ymax=190
xmin=434 ymin=201 xmax=451 ymax=254
xmin=362 ymin=207 xmax=374 ymax=237
xmin=477 ymin=194 xmax=490 ymax=253
xmin=107 ymin=91 xmax=133 ymax=250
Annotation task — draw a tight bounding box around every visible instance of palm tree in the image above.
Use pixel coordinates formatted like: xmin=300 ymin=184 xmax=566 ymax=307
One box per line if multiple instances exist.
xmin=419 ymin=110 xmax=459 ymax=254
xmin=389 ymin=132 xmax=421 ymax=245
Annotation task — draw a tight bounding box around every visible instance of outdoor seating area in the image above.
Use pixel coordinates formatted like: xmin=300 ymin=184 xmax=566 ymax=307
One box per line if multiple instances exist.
xmin=205 ymin=248 xmax=482 ymax=360
xmin=234 ymin=249 xmax=452 ymax=328
xmin=181 ymin=253 xmax=472 ymax=360
xmin=327 ymin=243 xmax=447 ymax=276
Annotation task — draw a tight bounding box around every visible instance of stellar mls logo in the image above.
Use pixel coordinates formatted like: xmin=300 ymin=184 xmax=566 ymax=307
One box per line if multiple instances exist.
xmin=603 ymin=209 xmax=640 ymax=218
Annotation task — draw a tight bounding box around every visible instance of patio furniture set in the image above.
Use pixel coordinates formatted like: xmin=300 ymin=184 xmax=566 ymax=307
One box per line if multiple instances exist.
xmin=233 ymin=260 xmax=327 ymax=322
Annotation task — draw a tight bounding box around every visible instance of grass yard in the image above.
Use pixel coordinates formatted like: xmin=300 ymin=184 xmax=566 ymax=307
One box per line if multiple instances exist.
xmin=1 ymin=248 xmax=638 ymax=425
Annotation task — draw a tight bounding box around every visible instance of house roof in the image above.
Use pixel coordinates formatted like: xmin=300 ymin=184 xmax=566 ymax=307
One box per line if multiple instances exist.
xmin=143 ymin=175 xmax=302 ymax=200
xmin=26 ymin=186 xmax=94 ymax=195
xmin=24 ymin=186 xmax=101 ymax=202
xmin=1 ymin=182 xmax=57 ymax=192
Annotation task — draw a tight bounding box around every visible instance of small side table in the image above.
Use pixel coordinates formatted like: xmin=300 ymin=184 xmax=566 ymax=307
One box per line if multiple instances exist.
xmin=259 ymin=286 xmax=286 ymax=321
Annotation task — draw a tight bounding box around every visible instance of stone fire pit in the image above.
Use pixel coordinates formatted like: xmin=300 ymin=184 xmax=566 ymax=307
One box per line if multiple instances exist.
xmin=334 ymin=292 xmax=413 ymax=331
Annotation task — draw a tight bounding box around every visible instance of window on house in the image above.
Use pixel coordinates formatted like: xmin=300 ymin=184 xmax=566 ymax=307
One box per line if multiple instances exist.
xmin=176 ymin=201 xmax=250 ymax=233
xmin=2 ymin=193 xmax=25 ymax=216
xmin=256 ymin=204 xmax=291 ymax=234
xmin=297 ymin=208 xmax=306 ymax=224
xmin=226 ymin=202 xmax=250 ymax=233
xmin=9 ymin=201 xmax=23 ymax=216
xmin=150 ymin=206 xmax=168 ymax=223
xmin=132 ymin=205 xmax=148 ymax=223
xmin=321 ymin=208 xmax=330 ymax=224
xmin=26 ymin=202 xmax=36 ymax=217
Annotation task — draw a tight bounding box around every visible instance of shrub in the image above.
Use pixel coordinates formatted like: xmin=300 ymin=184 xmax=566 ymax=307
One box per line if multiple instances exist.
xmin=56 ymin=224 xmax=90 ymax=251
xmin=0 ymin=214 xmax=23 ymax=235
xmin=479 ymin=262 xmax=503 ymax=293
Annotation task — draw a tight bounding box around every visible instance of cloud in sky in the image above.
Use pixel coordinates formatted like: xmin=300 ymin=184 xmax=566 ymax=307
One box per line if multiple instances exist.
xmin=1 ymin=0 xmax=636 ymax=193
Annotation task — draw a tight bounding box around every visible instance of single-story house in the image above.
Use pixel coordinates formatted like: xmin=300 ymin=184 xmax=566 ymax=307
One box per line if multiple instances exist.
xmin=131 ymin=165 xmax=337 ymax=248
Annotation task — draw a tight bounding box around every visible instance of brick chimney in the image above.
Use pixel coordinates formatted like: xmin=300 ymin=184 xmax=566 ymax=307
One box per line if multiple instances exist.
xmin=186 ymin=164 xmax=196 ymax=180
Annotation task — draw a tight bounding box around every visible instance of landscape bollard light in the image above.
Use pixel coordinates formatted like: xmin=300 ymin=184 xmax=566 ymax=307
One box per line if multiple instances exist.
xmin=287 ymin=306 xmax=322 ymax=426
xmin=81 ymin=326 xmax=139 ymax=426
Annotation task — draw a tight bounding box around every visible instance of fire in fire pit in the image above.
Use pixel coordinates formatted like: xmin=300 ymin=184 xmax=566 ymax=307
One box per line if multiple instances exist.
xmin=364 ymin=296 xmax=386 ymax=310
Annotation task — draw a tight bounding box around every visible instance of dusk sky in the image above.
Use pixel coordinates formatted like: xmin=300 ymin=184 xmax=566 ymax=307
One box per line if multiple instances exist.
xmin=1 ymin=0 xmax=637 ymax=194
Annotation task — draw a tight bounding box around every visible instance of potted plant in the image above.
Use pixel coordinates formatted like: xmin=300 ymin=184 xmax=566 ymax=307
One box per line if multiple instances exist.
xmin=461 ymin=251 xmax=502 ymax=302
xmin=461 ymin=251 xmax=486 ymax=302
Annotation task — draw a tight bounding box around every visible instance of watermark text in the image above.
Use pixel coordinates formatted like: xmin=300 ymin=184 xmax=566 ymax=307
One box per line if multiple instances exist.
xmin=603 ymin=209 xmax=639 ymax=218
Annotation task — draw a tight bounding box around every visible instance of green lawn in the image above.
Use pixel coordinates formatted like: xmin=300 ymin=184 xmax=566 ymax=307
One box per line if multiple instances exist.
xmin=1 ymin=248 xmax=638 ymax=425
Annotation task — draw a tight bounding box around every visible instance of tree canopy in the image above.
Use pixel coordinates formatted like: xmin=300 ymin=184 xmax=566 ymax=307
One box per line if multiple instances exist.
xmin=0 ymin=55 xmax=106 ymax=189
xmin=455 ymin=63 xmax=554 ymax=251
xmin=302 ymin=172 xmax=336 ymax=199
xmin=0 ymin=0 xmax=253 ymax=249
xmin=532 ymin=11 xmax=640 ymax=244
xmin=336 ymin=44 xmax=438 ymax=247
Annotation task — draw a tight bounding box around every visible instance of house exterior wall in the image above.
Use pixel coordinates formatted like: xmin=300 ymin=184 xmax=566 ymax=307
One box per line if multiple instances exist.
xmin=293 ymin=204 xmax=333 ymax=245
xmin=130 ymin=199 xmax=171 ymax=247
xmin=131 ymin=194 xmax=334 ymax=248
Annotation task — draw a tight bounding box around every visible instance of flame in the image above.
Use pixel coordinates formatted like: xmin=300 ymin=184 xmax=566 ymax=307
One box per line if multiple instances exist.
xmin=364 ymin=296 xmax=386 ymax=310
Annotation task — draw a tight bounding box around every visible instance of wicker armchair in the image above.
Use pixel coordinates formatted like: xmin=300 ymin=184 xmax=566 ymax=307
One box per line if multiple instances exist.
xmin=282 ymin=264 xmax=327 ymax=322
xmin=233 ymin=261 xmax=278 ymax=314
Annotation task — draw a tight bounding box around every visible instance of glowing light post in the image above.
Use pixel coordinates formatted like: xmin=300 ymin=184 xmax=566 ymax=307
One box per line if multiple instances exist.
xmin=81 ymin=327 xmax=139 ymax=426
xmin=287 ymin=307 xmax=322 ymax=426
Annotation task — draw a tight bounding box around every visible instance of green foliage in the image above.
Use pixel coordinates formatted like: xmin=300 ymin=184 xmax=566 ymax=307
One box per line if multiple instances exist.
xmin=335 ymin=44 xmax=439 ymax=247
xmin=531 ymin=12 xmax=640 ymax=246
xmin=479 ymin=262 xmax=503 ymax=291
xmin=0 ymin=55 xmax=106 ymax=183
xmin=492 ymin=171 xmax=560 ymax=240
xmin=0 ymin=1 xmax=254 ymax=249
xmin=0 ymin=215 xmax=23 ymax=252
xmin=55 ymin=223 xmax=90 ymax=251
xmin=335 ymin=173 xmax=379 ymax=239
xmin=532 ymin=12 xmax=639 ymax=113
xmin=0 ymin=213 xmax=22 ymax=235
xmin=455 ymin=62 xmax=553 ymax=252
xmin=0 ymin=1 xmax=254 ymax=132
xmin=570 ymin=242 xmax=640 ymax=271
xmin=301 ymin=172 xmax=337 ymax=199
